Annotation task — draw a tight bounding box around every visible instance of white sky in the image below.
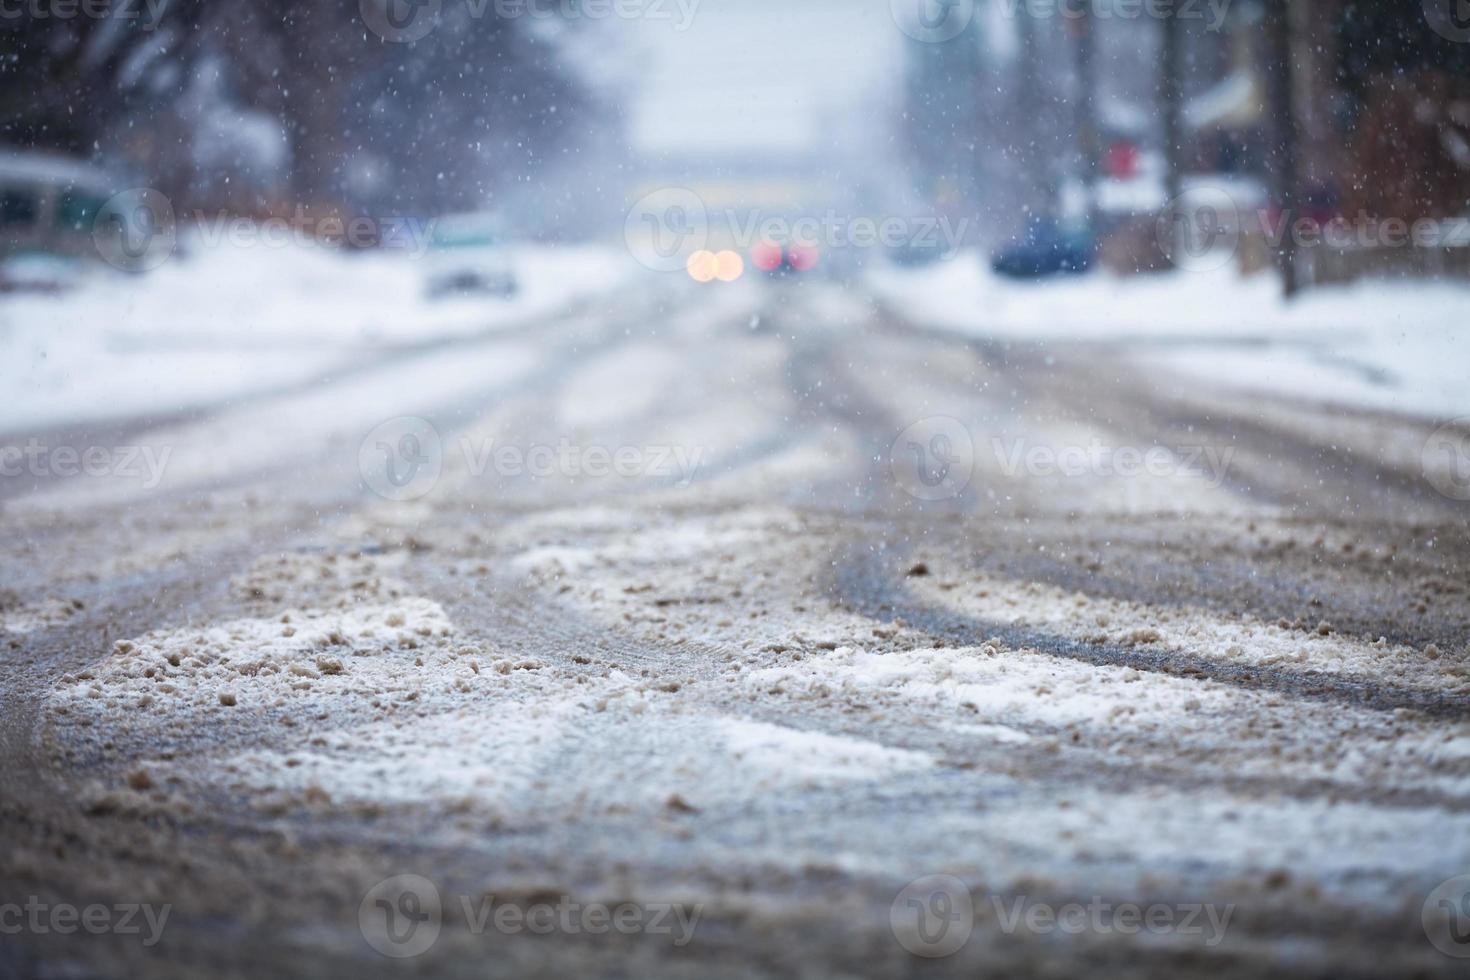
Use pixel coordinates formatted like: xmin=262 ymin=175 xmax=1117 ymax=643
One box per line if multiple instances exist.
xmin=612 ymin=0 xmax=903 ymax=155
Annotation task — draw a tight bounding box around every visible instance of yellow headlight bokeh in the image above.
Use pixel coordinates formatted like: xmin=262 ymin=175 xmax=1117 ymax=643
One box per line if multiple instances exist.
xmin=686 ymin=249 xmax=718 ymax=282
xmin=687 ymin=249 xmax=743 ymax=283
xmin=714 ymin=250 xmax=744 ymax=282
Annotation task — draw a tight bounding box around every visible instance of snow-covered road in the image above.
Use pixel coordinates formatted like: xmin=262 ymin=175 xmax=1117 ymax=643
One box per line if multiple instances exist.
xmin=3 ymin=271 xmax=1470 ymax=978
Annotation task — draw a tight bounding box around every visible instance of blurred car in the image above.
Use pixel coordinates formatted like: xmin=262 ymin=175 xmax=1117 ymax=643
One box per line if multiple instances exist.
xmin=0 ymin=152 xmax=112 ymax=263
xmin=990 ymin=216 xmax=1094 ymax=278
xmin=750 ymin=240 xmax=819 ymax=276
xmin=422 ymin=211 xmax=518 ymax=300
xmin=0 ymin=253 xmax=84 ymax=294
xmin=885 ymin=239 xmax=944 ymax=267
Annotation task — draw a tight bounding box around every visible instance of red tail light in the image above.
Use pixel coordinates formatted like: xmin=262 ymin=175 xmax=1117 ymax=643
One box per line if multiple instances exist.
xmin=787 ymin=245 xmax=819 ymax=271
xmin=751 ymin=241 xmax=783 ymax=272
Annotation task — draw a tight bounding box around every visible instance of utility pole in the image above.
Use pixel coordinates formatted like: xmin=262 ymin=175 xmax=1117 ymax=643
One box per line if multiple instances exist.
xmin=1073 ymin=8 xmax=1100 ymax=230
xmin=1264 ymin=0 xmax=1301 ymax=298
xmin=1160 ymin=5 xmax=1185 ymax=258
xmin=1017 ymin=9 xmax=1048 ymax=216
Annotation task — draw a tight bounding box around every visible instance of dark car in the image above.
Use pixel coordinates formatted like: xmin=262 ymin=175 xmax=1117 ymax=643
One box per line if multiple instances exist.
xmin=422 ymin=211 xmax=518 ymax=300
xmin=990 ymin=216 xmax=1094 ymax=278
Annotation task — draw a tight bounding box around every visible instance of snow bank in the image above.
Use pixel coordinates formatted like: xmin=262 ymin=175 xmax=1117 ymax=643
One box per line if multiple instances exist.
xmin=869 ymin=256 xmax=1470 ymax=418
xmin=716 ymin=717 xmax=933 ymax=782
xmin=1 ymin=236 xmax=635 ymax=434
xmin=50 ymin=597 xmax=457 ymax=720
xmin=904 ymin=565 xmax=1468 ymax=695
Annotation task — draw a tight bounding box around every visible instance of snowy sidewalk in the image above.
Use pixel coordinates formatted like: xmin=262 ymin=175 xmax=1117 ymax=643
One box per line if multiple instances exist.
xmin=1 ymin=238 xmax=637 ymax=436
xmin=869 ymin=256 xmax=1470 ymax=421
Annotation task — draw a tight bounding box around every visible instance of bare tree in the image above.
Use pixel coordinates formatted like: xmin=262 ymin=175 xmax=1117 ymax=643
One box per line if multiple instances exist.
xmin=1159 ymin=4 xmax=1185 ymax=255
xmin=1016 ymin=9 xmax=1048 ymax=212
xmin=0 ymin=0 xmax=204 ymax=155
xmin=1263 ymin=0 xmax=1300 ymax=297
xmin=1071 ymin=9 xmax=1100 ymax=229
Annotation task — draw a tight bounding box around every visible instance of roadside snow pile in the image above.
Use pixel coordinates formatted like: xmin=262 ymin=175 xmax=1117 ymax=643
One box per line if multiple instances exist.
xmin=230 ymin=550 xmax=414 ymax=609
xmin=218 ymin=699 xmax=582 ymax=814
xmin=905 ymin=567 xmax=1469 ymax=694
xmin=869 ymin=257 xmax=1469 ymax=417
xmin=716 ymin=717 xmax=933 ymax=783
xmin=973 ymin=785 xmax=1462 ymax=890
xmin=48 ymin=597 xmax=458 ymax=738
xmin=161 ymin=700 xmax=935 ymax=824
xmin=742 ymin=643 xmax=1470 ymax=798
xmin=0 ymin=237 xmax=633 ymax=434
xmin=744 ymin=643 xmax=1235 ymax=732
xmin=1 ymin=595 xmax=84 ymax=635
